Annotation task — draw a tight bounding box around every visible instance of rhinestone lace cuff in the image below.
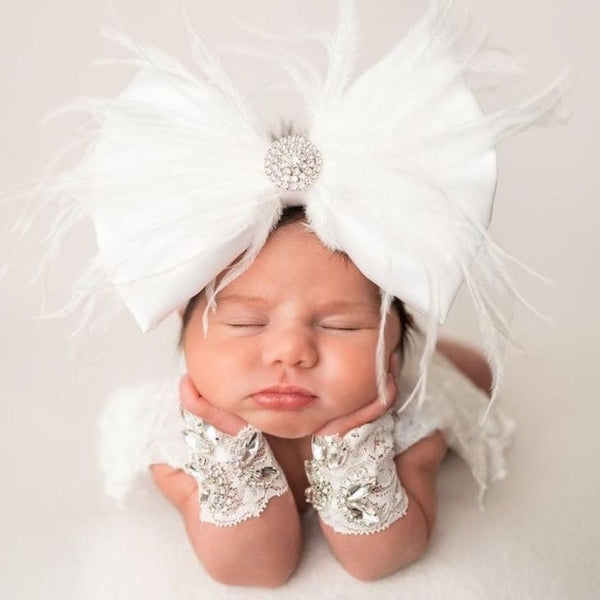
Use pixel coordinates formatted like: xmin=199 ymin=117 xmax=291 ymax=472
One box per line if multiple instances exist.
xmin=181 ymin=408 xmax=289 ymax=527
xmin=304 ymin=412 xmax=409 ymax=535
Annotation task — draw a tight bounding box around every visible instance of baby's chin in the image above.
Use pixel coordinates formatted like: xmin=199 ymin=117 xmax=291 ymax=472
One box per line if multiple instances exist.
xmin=242 ymin=409 xmax=324 ymax=440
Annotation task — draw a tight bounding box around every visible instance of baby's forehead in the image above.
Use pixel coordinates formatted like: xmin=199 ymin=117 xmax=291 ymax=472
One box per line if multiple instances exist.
xmin=217 ymin=234 xmax=381 ymax=308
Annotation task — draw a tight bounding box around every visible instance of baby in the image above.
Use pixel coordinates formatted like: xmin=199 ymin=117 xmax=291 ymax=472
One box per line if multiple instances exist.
xmin=0 ymin=0 xmax=564 ymax=591
xmin=149 ymin=205 xmax=492 ymax=587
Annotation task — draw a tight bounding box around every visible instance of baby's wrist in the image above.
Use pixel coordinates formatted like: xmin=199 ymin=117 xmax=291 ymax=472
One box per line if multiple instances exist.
xmin=304 ymin=412 xmax=409 ymax=535
xmin=181 ymin=408 xmax=289 ymax=527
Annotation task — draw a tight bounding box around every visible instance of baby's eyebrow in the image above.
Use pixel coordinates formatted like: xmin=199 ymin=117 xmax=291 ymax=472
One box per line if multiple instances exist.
xmin=217 ymin=293 xmax=269 ymax=306
xmin=315 ymin=299 xmax=380 ymax=314
xmin=217 ymin=293 xmax=379 ymax=314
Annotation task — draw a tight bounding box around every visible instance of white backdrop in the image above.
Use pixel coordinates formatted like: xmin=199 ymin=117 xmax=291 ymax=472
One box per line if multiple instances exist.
xmin=1 ymin=1 xmax=598 ymax=598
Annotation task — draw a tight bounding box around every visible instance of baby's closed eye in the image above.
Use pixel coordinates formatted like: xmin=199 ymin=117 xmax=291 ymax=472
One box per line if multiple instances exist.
xmin=220 ymin=320 xmax=374 ymax=332
xmin=316 ymin=316 xmax=380 ymax=331
xmin=317 ymin=322 xmax=369 ymax=331
xmin=223 ymin=322 xmax=266 ymax=329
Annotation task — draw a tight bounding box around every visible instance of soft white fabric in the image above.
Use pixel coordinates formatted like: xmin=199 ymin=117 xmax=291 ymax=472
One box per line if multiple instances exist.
xmin=392 ymin=337 xmax=518 ymax=510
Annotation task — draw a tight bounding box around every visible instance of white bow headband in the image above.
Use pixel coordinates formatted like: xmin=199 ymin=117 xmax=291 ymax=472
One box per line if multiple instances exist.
xmin=3 ymin=0 xmax=571 ymax=419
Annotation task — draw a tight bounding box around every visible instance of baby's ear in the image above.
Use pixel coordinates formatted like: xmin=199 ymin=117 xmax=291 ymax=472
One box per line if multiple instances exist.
xmin=177 ymin=305 xmax=184 ymax=318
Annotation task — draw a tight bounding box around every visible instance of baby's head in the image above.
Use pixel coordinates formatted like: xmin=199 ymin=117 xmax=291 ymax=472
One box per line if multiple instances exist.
xmin=179 ymin=206 xmax=416 ymax=439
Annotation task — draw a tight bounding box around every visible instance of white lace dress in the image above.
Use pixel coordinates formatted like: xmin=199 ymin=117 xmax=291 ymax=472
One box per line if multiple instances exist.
xmin=98 ymin=337 xmax=517 ymax=514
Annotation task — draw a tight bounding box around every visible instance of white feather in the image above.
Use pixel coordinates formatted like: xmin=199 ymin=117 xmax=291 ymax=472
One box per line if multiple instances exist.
xmin=375 ymin=290 xmax=393 ymax=406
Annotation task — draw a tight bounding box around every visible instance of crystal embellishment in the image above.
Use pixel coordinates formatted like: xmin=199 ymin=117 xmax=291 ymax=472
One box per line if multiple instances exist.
xmin=340 ymin=476 xmax=381 ymax=526
xmin=180 ymin=408 xmax=288 ymax=526
xmin=264 ymin=135 xmax=323 ymax=191
xmin=311 ymin=435 xmax=348 ymax=469
xmin=304 ymin=459 xmax=333 ymax=511
xmin=303 ymin=413 xmax=410 ymax=534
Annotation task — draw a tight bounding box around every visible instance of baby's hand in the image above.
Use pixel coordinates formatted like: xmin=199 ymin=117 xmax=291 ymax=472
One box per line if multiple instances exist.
xmin=179 ymin=374 xmax=247 ymax=436
xmin=314 ymin=372 xmax=397 ymax=437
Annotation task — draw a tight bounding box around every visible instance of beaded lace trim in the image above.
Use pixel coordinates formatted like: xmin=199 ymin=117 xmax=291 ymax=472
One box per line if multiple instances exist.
xmin=181 ymin=409 xmax=289 ymax=527
xmin=304 ymin=412 xmax=409 ymax=535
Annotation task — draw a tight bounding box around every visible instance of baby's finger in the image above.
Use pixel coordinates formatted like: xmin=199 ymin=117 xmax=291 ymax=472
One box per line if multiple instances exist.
xmin=179 ymin=375 xmax=207 ymax=417
xmin=386 ymin=371 xmax=398 ymax=405
xmin=349 ymin=372 xmax=397 ymax=424
xmin=350 ymin=392 xmax=390 ymax=427
xmin=316 ymin=398 xmax=379 ymax=437
xmin=316 ymin=373 xmax=396 ymax=437
xmin=179 ymin=375 xmax=246 ymax=436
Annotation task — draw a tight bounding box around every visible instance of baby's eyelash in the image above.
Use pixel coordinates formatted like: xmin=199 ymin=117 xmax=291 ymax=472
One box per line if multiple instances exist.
xmin=223 ymin=323 xmax=362 ymax=331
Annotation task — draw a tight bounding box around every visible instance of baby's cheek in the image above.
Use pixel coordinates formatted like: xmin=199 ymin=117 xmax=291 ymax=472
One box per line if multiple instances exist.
xmin=184 ymin=342 xmax=252 ymax=408
xmin=183 ymin=345 xmax=222 ymax=395
xmin=324 ymin=347 xmax=379 ymax=406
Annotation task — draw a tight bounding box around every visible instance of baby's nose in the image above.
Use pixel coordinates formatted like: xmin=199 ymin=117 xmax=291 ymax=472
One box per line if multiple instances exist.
xmin=261 ymin=324 xmax=318 ymax=368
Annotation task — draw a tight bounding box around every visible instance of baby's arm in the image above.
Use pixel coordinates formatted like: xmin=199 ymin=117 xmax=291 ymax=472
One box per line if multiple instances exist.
xmin=318 ymin=429 xmax=448 ymax=581
xmin=151 ymin=464 xmax=302 ymax=588
xmin=150 ymin=375 xmax=302 ymax=588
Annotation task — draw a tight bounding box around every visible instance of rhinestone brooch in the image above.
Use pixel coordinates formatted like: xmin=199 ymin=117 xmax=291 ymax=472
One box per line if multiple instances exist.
xmin=264 ymin=135 xmax=323 ymax=191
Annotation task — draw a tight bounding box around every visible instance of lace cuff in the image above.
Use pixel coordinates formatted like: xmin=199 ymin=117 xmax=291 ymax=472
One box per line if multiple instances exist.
xmin=181 ymin=409 xmax=289 ymax=527
xmin=304 ymin=412 xmax=409 ymax=535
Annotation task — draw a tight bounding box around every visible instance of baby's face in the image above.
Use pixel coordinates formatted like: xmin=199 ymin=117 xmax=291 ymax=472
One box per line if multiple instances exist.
xmin=183 ymin=221 xmax=400 ymax=439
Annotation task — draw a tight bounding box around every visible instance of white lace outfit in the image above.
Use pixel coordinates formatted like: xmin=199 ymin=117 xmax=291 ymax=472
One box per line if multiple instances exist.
xmin=98 ymin=337 xmax=517 ymax=514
